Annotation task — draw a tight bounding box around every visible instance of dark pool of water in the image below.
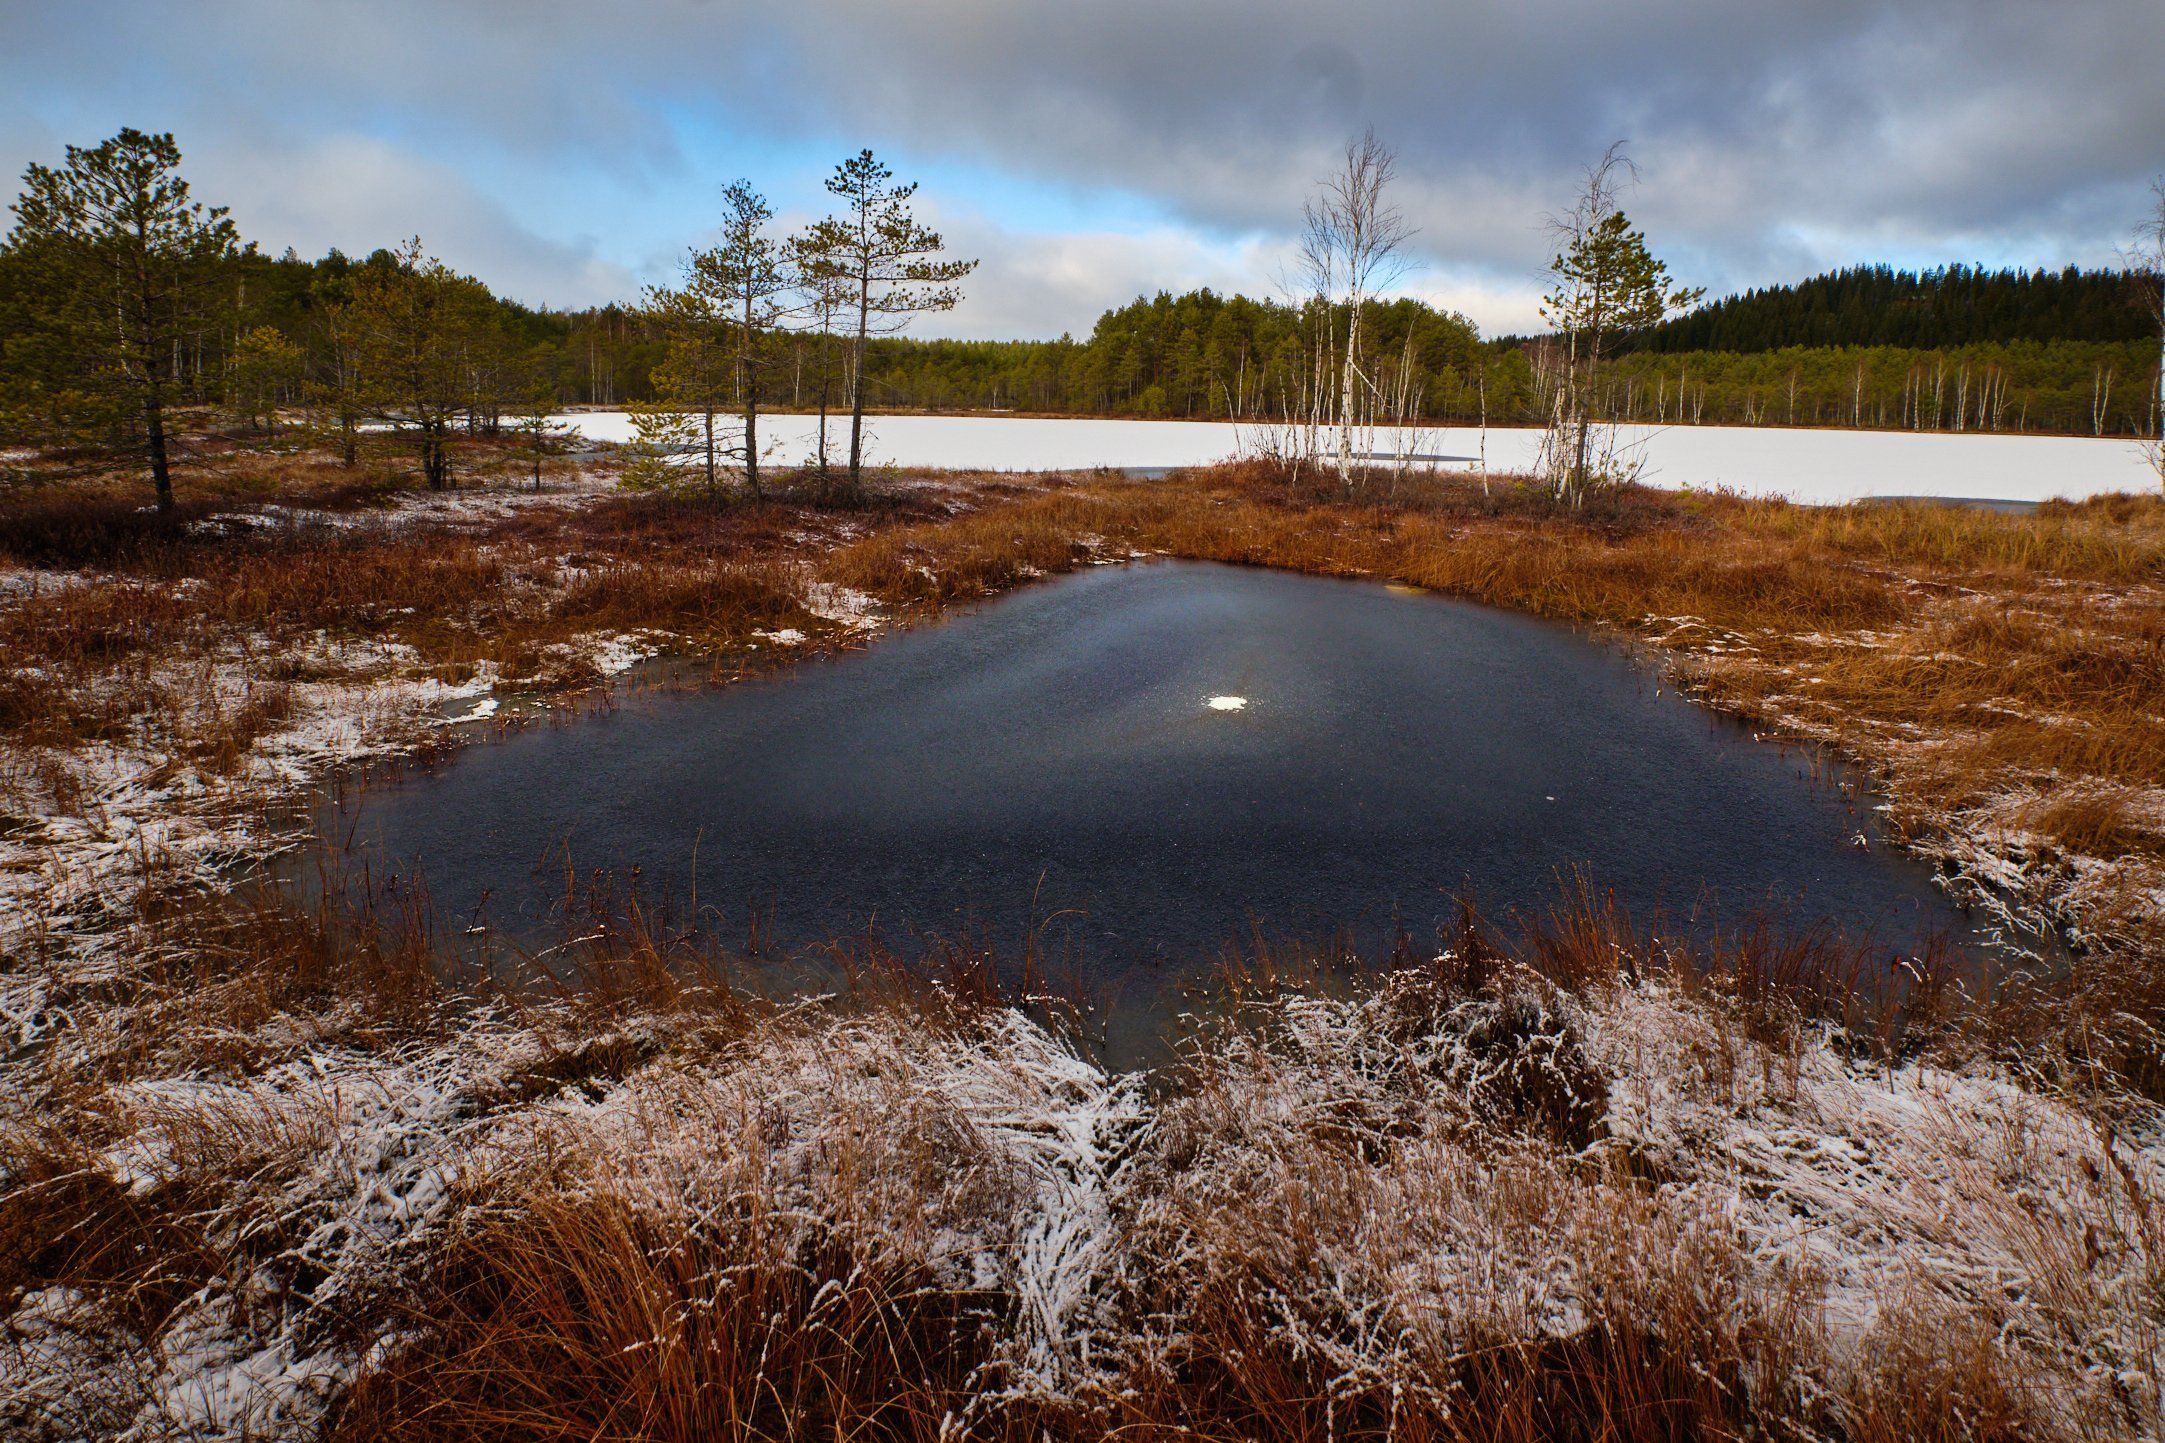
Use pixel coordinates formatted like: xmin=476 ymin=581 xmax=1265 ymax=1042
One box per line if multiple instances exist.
xmin=326 ymin=561 xmax=1988 ymax=1004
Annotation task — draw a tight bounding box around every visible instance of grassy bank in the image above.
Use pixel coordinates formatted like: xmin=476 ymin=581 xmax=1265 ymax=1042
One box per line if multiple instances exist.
xmin=2 ymin=439 xmax=2163 ymax=1440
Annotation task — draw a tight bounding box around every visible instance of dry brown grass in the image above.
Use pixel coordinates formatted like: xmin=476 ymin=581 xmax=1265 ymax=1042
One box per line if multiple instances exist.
xmin=0 ymin=443 xmax=1018 ymax=775
xmin=336 ymin=1121 xmax=1011 ymax=1443
xmin=8 ymin=446 xmax=2165 ymax=1440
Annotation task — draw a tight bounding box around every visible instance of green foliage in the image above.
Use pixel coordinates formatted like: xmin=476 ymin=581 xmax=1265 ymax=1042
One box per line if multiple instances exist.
xmin=1538 ymin=153 xmax=1703 ymax=506
xmin=4 ymin=128 xmax=241 ymax=504
xmin=227 ymin=325 xmax=304 ymax=433
xmin=1639 ymin=264 xmax=2154 ymax=353
xmin=692 ymin=180 xmax=792 ymax=498
xmin=807 ymin=152 xmax=976 ymax=330
xmin=1543 ymin=210 xmax=1703 ymax=362
xmin=621 ymin=336 xmax=739 ymax=499
xmin=837 ymin=289 xmax=1501 ymax=422
xmin=620 ymin=402 xmax=715 ymax=498
xmin=510 ymin=381 xmax=574 ymax=491
xmin=347 ymin=239 xmax=499 ymax=489
xmin=628 ymin=222 xmax=758 ymax=500
xmin=1602 ymin=338 xmax=2159 ymax=434
xmin=806 ymin=149 xmax=978 ymax=491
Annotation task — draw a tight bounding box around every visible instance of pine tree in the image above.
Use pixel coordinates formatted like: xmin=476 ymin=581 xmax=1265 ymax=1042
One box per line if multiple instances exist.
xmin=789 ymin=225 xmax=853 ymax=482
xmin=624 ymin=283 xmax=737 ymax=501
xmin=691 ymin=181 xmax=792 ymax=501
xmin=228 ymin=325 xmax=303 ymax=434
xmin=5 ymin=129 xmax=240 ymax=510
xmin=349 ymin=239 xmax=492 ymax=491
xmin=1541 ymin=147 xmax=1701 ymax=504
xmin=805 ymin=151 xmax=975 ymax=497
xmin=307 ymin=266 xmax=367 ymax=467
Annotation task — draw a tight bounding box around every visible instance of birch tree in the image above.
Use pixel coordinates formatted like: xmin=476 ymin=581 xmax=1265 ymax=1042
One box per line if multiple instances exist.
xmin=806 ymin=151 xmax=976 ymax=497
xmin=5 ymin=129 xmax=240 ymax=510
xmin=1299 ymin=128 xmax=1414 ymax=491
xmin=1540 ymin=144 xmax=1701 ymax=506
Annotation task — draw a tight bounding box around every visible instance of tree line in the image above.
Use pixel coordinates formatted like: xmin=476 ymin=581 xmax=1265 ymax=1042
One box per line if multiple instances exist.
xmin=1584 ymin=338 xmax=2159 ymax=436
xmin=486 ymin=287 xmax=1530 ymax=426
xmin=860 ymin=290 xmax=1533 ymax=423
xmin=836 ymin=259 xmax=2158 ymax=439
xmin=4 ymin=129 xmax=2162 ymax=514
xmin=0 ymin=131 xmax=976 ymax=504
xmin=1632 ymin=263 xmax=2154 ymax=353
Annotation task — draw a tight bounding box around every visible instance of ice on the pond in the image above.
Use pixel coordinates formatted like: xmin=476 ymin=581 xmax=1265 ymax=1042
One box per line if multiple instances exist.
xmin=550 ymin=411 xmax=2160 ymax=505
xmin=1206 ymin=695 xmax=1248 ymax=711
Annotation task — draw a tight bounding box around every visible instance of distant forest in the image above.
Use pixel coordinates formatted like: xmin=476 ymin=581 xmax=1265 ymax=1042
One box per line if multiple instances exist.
xmin=783 ymin=265 xmax=2164 ymax=437
xmin=568 ymin=265 xmax=2164 ymax=436
xmin=3 ymin=235 xmax=2157 ymax=444
xmin=1632 ymin=264 xmax=2155 ymax=352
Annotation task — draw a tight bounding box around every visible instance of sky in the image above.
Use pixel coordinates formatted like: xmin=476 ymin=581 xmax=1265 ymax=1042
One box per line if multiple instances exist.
xmin=3 ymin=0 xmax=2160 ymax=339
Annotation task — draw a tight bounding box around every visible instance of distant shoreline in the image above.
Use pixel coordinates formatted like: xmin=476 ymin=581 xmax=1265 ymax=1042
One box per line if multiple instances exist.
xmin=550 ymin=400 xmax=2154 ymax=443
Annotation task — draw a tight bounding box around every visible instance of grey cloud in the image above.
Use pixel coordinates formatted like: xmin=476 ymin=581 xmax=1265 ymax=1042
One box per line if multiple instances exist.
xmin=5 ymin=0 xmax=2160 ymax=333
xmin=910 ymin=201 xmax=1287 ymax=341
xmin=195 ymin=135 xmax=641 ymax=309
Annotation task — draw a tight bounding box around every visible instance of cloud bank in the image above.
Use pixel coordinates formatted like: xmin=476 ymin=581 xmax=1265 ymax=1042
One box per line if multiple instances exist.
xmin=3 ymin=0 xmax=2158 ymax=335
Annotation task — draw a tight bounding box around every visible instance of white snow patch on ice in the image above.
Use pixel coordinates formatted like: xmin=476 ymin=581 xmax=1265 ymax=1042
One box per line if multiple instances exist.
xmin=589 ymin=633 xmax=657 ymax=675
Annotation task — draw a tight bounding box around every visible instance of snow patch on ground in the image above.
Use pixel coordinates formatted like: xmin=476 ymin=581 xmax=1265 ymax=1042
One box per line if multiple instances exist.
xmin=803 ymin=581 xmax=883 ymax=629
xmin=0 ymin=565 xmax=101 ymax=601
xmin=0 ymin=633 xmax=505 ymax=943
xmin=2 ymin=1008 xmax=1144 ymax=1439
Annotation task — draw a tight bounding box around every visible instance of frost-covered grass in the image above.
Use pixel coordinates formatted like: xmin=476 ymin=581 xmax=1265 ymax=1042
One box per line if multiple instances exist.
xmin=5 ymin=882 xmax=2159 ymax=1441
xmin=5 ymin=443 xmax=2165 ymax=1438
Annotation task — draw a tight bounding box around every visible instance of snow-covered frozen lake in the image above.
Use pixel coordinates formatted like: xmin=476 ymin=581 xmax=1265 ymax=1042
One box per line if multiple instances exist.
xmin=554 ymin=411 xmax=2159 ymax=505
